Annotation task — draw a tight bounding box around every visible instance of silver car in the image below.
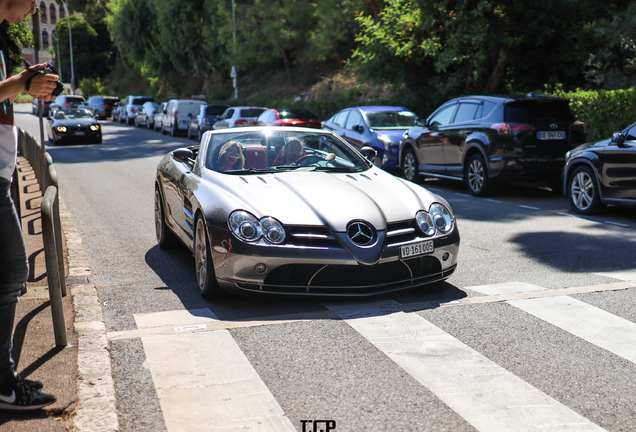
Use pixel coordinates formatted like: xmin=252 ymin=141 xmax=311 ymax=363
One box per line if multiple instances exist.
xmin=155 ymin=127 xmax=460 ymax=297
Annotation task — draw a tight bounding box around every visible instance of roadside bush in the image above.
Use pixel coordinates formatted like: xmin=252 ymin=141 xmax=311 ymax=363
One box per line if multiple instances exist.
xmin=547 ymin=86 xmax=636 ymax=141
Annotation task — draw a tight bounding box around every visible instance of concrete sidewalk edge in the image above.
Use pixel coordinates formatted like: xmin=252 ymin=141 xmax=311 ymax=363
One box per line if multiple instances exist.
xmin=59 ymin=198 xmax=119 ymax=432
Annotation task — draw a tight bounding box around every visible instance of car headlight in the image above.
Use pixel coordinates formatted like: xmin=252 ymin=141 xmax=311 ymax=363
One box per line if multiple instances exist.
xmin=378 ymin=135 xmax=397 ymax=149
xmin=415 ymin=210 xmax=435 ymax=236
xmin=56 ymin=126 xmax=67 ymax=132
xmin=228 ymin=211 xmax=286 ymax=244
xmin=429 ymin=203 xmax=454 ymax=233
xmin=228 ymin=211 xmax=261 ymax=242
xmin=260 ymin=217 xmax=286 ymax=244
xmin=90 ymin=125 xmax=100 ymax=131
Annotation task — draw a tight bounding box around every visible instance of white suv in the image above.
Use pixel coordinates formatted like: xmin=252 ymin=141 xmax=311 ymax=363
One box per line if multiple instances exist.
xmin=162 ymin=99 xmax=207 ymax=137
xmin=120 ymin=95 xmax=155 ymax=125
xmin=213 ymin=106 xmax=267 ymax=129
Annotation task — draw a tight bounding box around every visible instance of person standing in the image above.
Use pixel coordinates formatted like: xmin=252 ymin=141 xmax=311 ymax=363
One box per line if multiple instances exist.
xmin=0 ymin=0 xmax=60 ymax=410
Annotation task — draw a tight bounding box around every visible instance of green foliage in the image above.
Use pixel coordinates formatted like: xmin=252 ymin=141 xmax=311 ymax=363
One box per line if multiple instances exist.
xmin=79 ymin=77 xmax=107 ymax=95
xmin=547 ymin=85 xmax=636 ymax=140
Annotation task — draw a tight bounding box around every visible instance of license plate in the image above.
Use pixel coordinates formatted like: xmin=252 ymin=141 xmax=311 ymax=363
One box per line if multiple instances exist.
xmin=400 ymin=240 xmax=434 ymax=259
xmin=537 ymin=131 xmax=565 ymax=140
xmin=74 ymin=131 xmax=85 ymax=136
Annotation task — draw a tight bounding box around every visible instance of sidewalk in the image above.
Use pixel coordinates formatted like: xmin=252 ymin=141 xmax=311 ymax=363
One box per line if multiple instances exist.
xmin=1 ymin=154 xmax=119 ymax=432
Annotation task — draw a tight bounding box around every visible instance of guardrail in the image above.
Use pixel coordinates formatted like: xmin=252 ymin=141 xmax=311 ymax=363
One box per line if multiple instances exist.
xmin=17 ymin=128 xmax=67 ymax=347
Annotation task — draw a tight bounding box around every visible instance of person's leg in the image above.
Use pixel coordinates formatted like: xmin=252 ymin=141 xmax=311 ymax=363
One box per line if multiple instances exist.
xmin=0 ymin=178 xmax=54 ymax=409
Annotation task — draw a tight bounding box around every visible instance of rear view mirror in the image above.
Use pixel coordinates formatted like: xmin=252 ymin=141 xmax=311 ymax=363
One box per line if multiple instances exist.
xmin=612 ymin=132 xmax=626 ymax=147
xmin=172 ymin=148 xmax=195 ymax=162
xmin=416 ymin=117 xmax=427 ymax=127
xmin=360 ymin=146 xmax=377 ymax=161
xmin=353 ymin=124 xmax=364 ymax=133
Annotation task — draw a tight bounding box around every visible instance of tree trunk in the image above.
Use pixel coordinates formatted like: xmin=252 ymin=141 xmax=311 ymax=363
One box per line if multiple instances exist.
xmin=484 ymin=46 xmax=510 ymax=94
xmin=282 ymin=48 xmax=292 ymax=85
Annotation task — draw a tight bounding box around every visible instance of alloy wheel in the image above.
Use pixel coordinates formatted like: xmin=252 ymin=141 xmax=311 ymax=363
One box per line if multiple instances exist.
xmin=468 ymin=159 xmax=484 ymax=192
xmin=403 ymin=151 xmax=417 ymax=181
xmin=194 ymin=218 xmax=208 ymax=292
xmin=571 ymin=170 xmax=595 ymax=211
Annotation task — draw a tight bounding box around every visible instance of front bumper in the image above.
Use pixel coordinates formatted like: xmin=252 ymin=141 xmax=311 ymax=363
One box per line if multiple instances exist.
xmin=53 ymin=129 xmax=102 ymax=143
xmin=210 ymin=225 xmax=460 ymax=296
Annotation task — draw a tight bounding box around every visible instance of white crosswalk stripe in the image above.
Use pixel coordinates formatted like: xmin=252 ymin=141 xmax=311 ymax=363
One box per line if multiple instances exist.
xmin=324 ymin=300 xmax=606 ymax=432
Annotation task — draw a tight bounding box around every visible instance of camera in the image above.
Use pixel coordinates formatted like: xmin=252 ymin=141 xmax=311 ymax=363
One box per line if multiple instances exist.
xmin=24 ymin=61 xmax=64 ymax=97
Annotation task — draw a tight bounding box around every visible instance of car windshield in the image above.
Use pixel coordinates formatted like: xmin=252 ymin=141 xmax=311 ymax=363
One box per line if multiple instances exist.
xmin=278 ymin=109 xmax=318 ymax=120
xmin=55 ymin=109 xmax=93 ymax=119
xmin=205 ymin=106 xmax=227 ymax=116
xmin=205 ymin=130 xmax=370 ymax=174
xmin=365 ymin=110 xmax=417 ymax=129
xmin=504 ymin=100 xmax=575 ymax=123
xmin=239 ymin=108 xmax=265 ymax=118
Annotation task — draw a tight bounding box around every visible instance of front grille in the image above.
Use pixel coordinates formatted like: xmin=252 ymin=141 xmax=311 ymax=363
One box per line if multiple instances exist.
xmin=386 ymin=220 xmax=421 ymax=245
xmin=285 ymin=226 xmax=340 ymax=248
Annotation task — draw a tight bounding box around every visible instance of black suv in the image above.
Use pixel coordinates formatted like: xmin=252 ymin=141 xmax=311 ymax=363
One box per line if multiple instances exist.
xmin=399 ymin=94 xmax=587 ymax=196
xmin=81 ymin=96 xmax=120 ymax=120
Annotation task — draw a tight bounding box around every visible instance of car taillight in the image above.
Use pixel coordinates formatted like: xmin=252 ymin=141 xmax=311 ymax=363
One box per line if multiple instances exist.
xmin=63 ymin=102 xmax=71 ymax=106
xmin=203 ymin=118 xmax=209 ymax=125
xmin=131 ymin=107 xmax=136 ymax=112
xmin=235 ymin=119 xmax=248 ymax=126
xmin=570 ymin=121 xmax=586 ymax=134
xmin=101 ymin=104 xmax=108 ymax=108
xmin=174 ymin=111 xmax=178 ymax=122
xmin=491 ymin=123 xmax=536 ymax=134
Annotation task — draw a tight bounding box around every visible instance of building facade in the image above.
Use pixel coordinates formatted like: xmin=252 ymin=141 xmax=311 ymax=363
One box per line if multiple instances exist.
xmin=23 ymin=2 xmax=77 ymax=65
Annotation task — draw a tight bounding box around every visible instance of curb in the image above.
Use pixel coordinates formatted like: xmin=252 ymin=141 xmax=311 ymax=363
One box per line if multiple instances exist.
xmin=59 ymin=197 xmax=119 ymax=432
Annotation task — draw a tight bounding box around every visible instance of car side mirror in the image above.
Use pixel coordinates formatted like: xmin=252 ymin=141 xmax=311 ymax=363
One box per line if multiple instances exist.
xmin=172 ymin=148 xmax=195 ymax=163
xmin=360 ymin=146 xmax=377 ymax=161
xmin=353 ymin=124 xmax=364 ymax=133
xmin=416 ymin=117 xmax=427 ymax=127
xmin=612 ymin=132 xmax=626 ymax=147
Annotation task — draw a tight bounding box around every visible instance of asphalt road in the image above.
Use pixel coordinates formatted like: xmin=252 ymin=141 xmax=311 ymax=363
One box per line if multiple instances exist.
xmin=15 ymin=103 xmax=636 ymax=432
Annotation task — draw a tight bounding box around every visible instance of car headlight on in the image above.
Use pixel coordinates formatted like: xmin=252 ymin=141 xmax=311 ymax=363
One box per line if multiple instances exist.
xmin=228 ymin=211 xmax=261 ymax=242
xmin=56 ymin=126 xmax=67 ymax=132
xmin=90 ymin=125 xmax=100 ymax=131
xmin=415 ymin=210 xmax=435 ymax=236
xmin=429 ymin=203 xmax=454 ymax=233
xmin=260 ymin=217 xmax=286 ymax=244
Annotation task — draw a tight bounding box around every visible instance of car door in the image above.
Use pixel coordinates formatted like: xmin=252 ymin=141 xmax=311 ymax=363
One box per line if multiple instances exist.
xmin=414 ymin=103 xmax=458 ymax=174
xmin=599 ymin=124 xmax=636 ymax=200
xmin=342 ymin=109 xmax=365 ymax=149
xmin=443 ymin=102 xmax=481 ymax=178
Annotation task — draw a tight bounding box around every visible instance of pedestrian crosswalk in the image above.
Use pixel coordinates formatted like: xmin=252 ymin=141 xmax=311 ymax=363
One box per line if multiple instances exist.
xmin=110 ymin=271 xmax=636 ymax=432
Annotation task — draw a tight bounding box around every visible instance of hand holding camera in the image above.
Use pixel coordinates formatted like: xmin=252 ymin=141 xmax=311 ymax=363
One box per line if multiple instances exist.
xmin=23 ymin=61 xmax=63 ymax=100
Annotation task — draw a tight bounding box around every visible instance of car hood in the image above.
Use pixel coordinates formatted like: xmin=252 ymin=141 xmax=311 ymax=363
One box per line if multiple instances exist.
xmin=374 ymin=129 xmax=408 ymax=143
xmin=52 ymin=118 xmax=97 ymax=127
xmin=203 ymin=168 xmax=443 ymax=232
xmin=568 ymin=138 xmax=610 ymax=157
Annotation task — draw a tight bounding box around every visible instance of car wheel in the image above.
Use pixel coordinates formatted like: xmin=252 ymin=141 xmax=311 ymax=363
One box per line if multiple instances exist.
xmin=198 ymin=129 xmax=202 ymax=141
xmin=170 ymin=124 xmax=176 ymax=137
xmin=187 ymin=127 xmax=192 ymax=139
xmin=568 ymin=165 xmax=602 ymax=215
xmin=465 ymin=153 xmax=493 ymax=197
xmin=194 ymin=215 xmax=221 ymax=297
xmin=402 ymin=147 xmax=421 ymax=182
xmin=154 ymin=188 xmax=178 ymax=249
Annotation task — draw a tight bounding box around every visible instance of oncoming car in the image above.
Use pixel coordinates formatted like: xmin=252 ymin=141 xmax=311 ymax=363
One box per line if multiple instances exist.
xmin=46 ymin=108 xmax=102 ymax=145
xmin=155 ymin=126 xmax=460 ymax=297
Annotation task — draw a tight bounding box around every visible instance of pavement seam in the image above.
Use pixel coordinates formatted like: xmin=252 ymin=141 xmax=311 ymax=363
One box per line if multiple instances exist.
xmin=58 ymin=197 xmax=119 ymax=432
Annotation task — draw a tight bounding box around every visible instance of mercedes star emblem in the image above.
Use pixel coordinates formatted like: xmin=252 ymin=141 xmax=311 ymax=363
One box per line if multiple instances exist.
xmin=347 ymin=221 xmax=374 ymax=245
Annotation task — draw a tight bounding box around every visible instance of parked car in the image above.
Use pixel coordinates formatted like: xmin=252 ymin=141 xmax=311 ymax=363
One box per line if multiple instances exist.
xmin=322 ymin=106 xmax=417 ymax=169
xmin=399 ymin=94 xmax=587 ymax=196
xmin=135 ymin=101 xmax=160 ymax=128
xmin=120 ymin=95 xmax=155 ymax=125
xmin=81 ymin=96 xmax=120 ymax=120
xmin=111 ymin=102 xmax=122 ymax=122
xmin=153 ymin=102 xmax=168 ymax=132
xmin=49 ymin=94 xmax=86 ymax=114
xmin=213 ymin=106 xmax=267 ymax=129
xmin=31 ymin=98 xmax=51 ymax=116
xmin=564 ymin=122 xmax=636 ymax=214
xmin=154 ymin=126 xmax=459 ymax=297
xmin=187 ymin=104 xmax=229 ymax=140
xmin=162 ymin=98 xmax=207 ymax=137
xmin=46 ymin=108 xmax=102 ymax=145
xmin=255 ymin=108 xmax=321 ymax=129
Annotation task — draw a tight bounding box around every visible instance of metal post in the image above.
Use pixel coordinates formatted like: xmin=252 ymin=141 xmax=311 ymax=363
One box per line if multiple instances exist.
xmin=41 ymin=186 xmax=67 ymax=347
xmin=30 ymin=9 xmax=46 ymax=156
xmin=54 ymin=30 xmax=62 ymax=82
xmin=61 ymin=1 xmax=75 ymax=93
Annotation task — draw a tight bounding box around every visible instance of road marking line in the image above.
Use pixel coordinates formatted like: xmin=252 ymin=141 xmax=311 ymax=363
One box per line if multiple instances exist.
xmin=604 ymin=221 xmax=630 ymax=227
xmin=594 ymin=269 xmax=636 ymax=281
xmin=519 ymin=205 xmax=541 ymax=210
xmin=135 ymin=310 xmax=296 ymax=432
xmin=465 ymin=282 xmax=547 ymax=296
xmin=325 ymin=300 xmax=606 ymax=432
xmin=508 ymin=296 xmax=636 ymax=364
xmin=485 ymin=198 xmax=503 ymax=203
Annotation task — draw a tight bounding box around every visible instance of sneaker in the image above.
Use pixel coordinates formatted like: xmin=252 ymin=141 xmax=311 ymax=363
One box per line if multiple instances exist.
xmin=0 ymin=376 xmax=56 ymax=410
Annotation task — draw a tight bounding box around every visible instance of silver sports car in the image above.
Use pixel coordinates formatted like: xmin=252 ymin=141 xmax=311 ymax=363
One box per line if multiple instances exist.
xmin=154 ymin=126 xmax=460 ymax=297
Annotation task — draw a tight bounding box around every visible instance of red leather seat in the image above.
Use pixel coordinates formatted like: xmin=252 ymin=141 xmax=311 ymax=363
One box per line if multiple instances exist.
xmin=244 ymin=145 xmax=267 ymax=169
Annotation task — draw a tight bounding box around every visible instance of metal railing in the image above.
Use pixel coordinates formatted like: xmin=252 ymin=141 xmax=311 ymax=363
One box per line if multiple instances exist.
xmin=17 ymin=129 xmax=67 ymax=347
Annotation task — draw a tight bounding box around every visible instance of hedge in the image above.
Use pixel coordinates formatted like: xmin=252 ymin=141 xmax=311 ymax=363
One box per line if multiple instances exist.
xmin=546 ymin=87 xmax=636 ymax=141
